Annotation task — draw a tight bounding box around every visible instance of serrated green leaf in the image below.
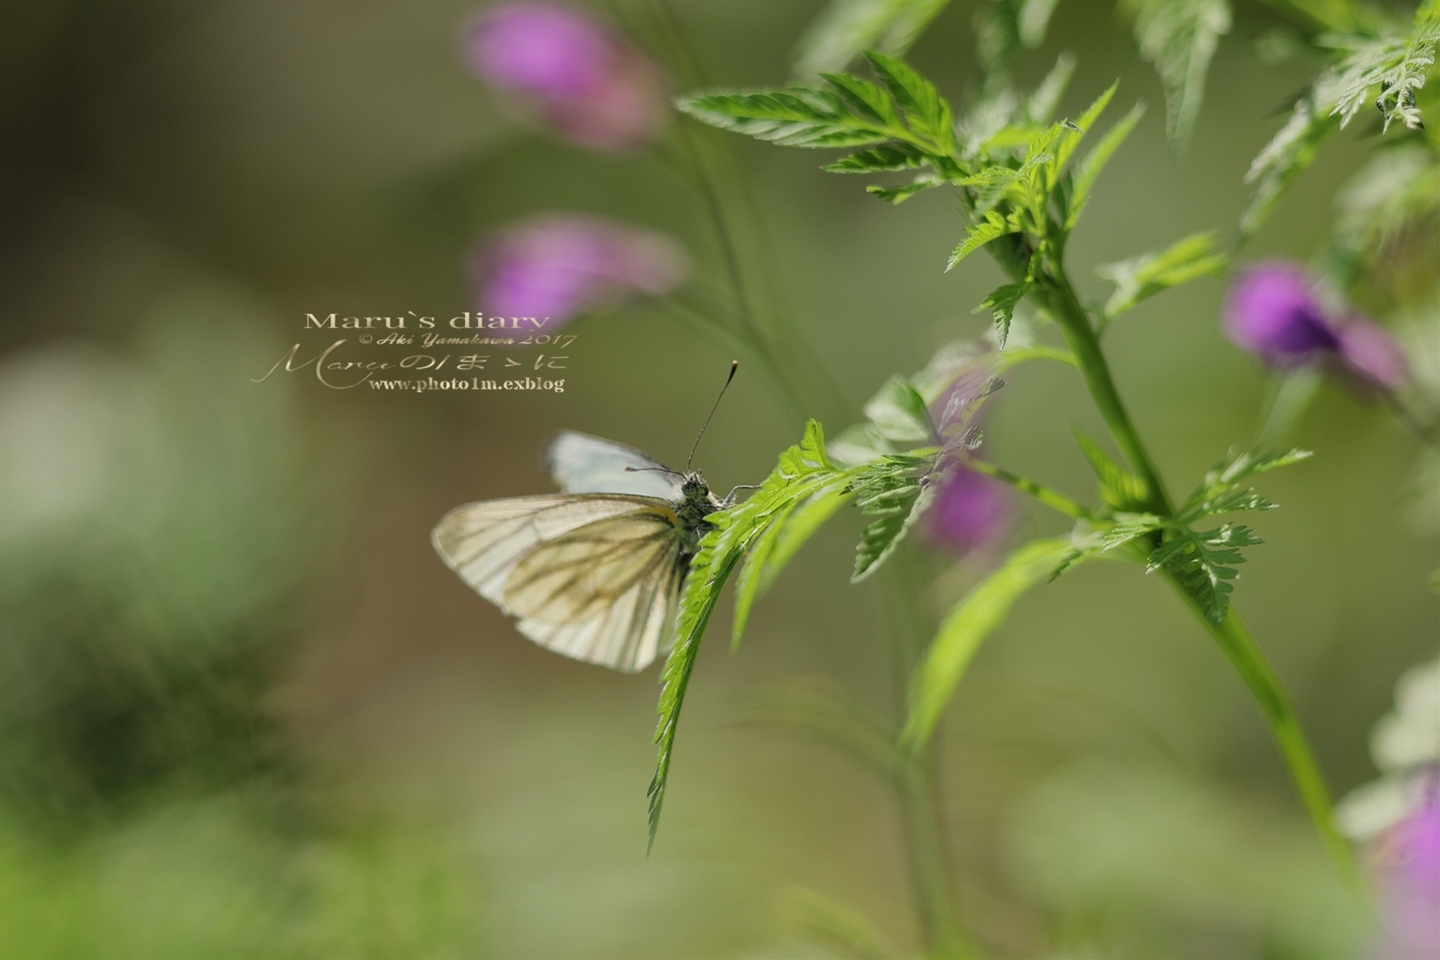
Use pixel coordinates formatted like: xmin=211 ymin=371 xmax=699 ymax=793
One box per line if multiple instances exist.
xmin=864 ymin=50 xmax=954 ymax=146
xmin=650 ymin=419 xmax=847 ymax=846
xmin=901 ymin=537 xmax=1075 ymax=750
xmin=1097 ymin=232 xmax=1228 ymax=320
xmin=677 ymin=89 xmax=896 ymax=148
xmin=867 ymin=174 xmax=945 ymax=202
xmin=1066 ymin=102 xmax=1145 ymax=229
xmin=1072 ymin=427 xmax=1150 ymax=511
xmin=823 ymin=72 xmax=903 ymax=127
xmin=1180 ymin=447 xmax=1312 ymax=520
xmin=1122 ymin=0 xmax=1232 ymax=152
xmin=974 ymin=282 xmax=1030 ymax=344
xmin=1314 ymin=4 xmax=1440 ymax=132
xmin=1147 ymin=523 xmax=1263 ymax=624
xmin=848 ymin=454 xmax=938 ymax=581
xmin=649 ymin=524 xmax=738 ymax=850
xmin=947 ymin=211 xmax=1012 ymax=269
xmin=824 ymin=142 xmax=927 ymax=172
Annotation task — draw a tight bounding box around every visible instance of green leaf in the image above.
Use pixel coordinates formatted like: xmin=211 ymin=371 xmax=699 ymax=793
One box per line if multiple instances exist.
xmin=1239 ymin=97 xmax=1340 ymax=239
xmin=793 ymin=0 xmax=954 ymax=77
xmin=901 ymin=537 xmax=1075 ymax=750
xmin=648 ymin=524 xmax=739 ymax=850
xmin=1072 ymin=427 xmax=1150 ymax=511
xmin=867 ymin=174 xmax=945 ymax=203
xmin=1066 ymin=102 xmax=1145 ymax=229
xmin=1314 ymin=3 xmax=1440 ymax=132
xmin=677 ymin=89 xmax=895 ymax=149
xmin=974 ymin=282 xmax=1030 ymax=344
xmin=848 ymin=454 xmax=938 ymax=581
xmin=732 ymin=476 xmax=854 ymax=645
xmin=1179 ymin=447 xmax=1312 ymax=520
xmin=650 ymin=420 xmax=847 ymax=845
xmin=823 ymin=142 xmax=927 ymax=172
xmin=946 ymin=211 xmax=1011 ymax=269
xmin=864 ymin=51 xmax=953 ymax=146
xmin=1147 ymin=523 xmax=1263 ymax=625
xmin=1097 ymin=232 xmax=1228 ymax=320
xmin=1121 ymin=0 xmax=1232 ymax=152
xmin=862 ymin=376 xmax=936 ymax=442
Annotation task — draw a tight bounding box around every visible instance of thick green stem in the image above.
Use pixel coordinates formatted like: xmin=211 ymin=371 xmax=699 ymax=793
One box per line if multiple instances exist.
xmin=1035 ymin=258 xmax=1357 ymax=883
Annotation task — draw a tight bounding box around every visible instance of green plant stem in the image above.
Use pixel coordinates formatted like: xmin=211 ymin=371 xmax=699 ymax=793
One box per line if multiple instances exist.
xmin=1031 ymin=256 xmax=1358 ymax=883
xmin=1166 ymin=580 xmax=1361 ymax=888
xmin=881 ymin=550 xmax=972 ymax=959
xmin=1040 ymin=274 xmax=1173 ymax=514
xmin=964 ymin=460 xmax=1092 ymax=520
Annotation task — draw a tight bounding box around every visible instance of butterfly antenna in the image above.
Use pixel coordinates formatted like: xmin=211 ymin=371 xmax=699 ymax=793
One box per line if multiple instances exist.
xmin=687 ymin=360 xmax=738 ymax=471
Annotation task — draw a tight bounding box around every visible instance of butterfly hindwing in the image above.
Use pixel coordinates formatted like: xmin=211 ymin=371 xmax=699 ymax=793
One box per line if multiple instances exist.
xmin=432 ymin=493 xmax=686 ymax=672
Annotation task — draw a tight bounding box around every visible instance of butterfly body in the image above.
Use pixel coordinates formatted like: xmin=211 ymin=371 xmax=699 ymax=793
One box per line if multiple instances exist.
xmin=432 ymin=432 xmax=725 ymax=673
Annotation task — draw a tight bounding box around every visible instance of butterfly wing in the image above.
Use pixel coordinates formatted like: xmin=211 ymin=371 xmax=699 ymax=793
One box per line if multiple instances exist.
xmin=546 ymin=431 xmax=685 ymax=499
xmin=432 ymin=494 xmax=684 ymax=672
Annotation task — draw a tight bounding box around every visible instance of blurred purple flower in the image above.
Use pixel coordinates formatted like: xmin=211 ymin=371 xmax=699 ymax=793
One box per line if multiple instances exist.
xmin=463 ymin=2 xmax=668 ymax=152
xmin=1372 ymin=799 xmax=1440 ymax=959
xmin=1337 ymin=318 xmax=1410 ymax=394
xmin=925 ymin=464 xmax=1013 ymax=555
xmin=1224 ymin=263 xmax=1340 ymax=365
xmin=1224 ymin=261 xmax=1409 ymax=393
xmin=470 ymin=214 xmax=687 ymax=327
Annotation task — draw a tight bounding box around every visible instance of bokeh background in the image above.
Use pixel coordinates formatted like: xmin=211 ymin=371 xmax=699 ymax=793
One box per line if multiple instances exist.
xmin=0 ymin=1 xmax=1434 ymax=957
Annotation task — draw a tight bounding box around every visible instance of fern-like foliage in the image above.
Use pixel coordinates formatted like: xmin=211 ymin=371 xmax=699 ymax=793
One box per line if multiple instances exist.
xmin=848 ymin=454 xmax=937 ymax=581
xmin=1315 ymin=2 xmax=1439 ymax=132
xmin=1121 ymin=0 xmax=1232 ymax=152
xmin=1241 ymin=1 xmax=1438 ymax=237
xmin=1059 ymin=444 xmax=1312 ymax=624
xmin=1097 ymin=232 xmax=1228 ymax=323
xmin=678 ymin=52 xmax=961 ymax=207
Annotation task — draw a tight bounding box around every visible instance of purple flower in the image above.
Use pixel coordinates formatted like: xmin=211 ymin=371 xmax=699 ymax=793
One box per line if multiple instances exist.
xmin=1372 ymin=799 xmax=1440 ymax=959
xmin=469 ymin=214 xmax=687 ymax=327
xmin=463 ymin=2 xmax=668 ymax=152
xmin=1337 ymin=318 xmax=1410 ymax=394
xmin=1223 ymin=263 xmax=1340 ymax=365
xmin=924 ymin=465 xmax=1013 ymax=555
xmin=1224 ymin=262 xmax=1410 ymax=394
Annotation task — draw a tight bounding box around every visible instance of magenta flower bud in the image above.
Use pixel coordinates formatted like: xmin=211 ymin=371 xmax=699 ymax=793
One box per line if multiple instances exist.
xmin=924 ymin=465 xmax=1012 ymax=555
xmin=1337 ymin=317 xmax=1410 ymax=393
xmin=1223 ymin=263 xmax=1340 ymax=366
xmin=469 ymin=214 xmax=687 ymax=327
xmin=1372 ymin=799 xmax=1440 ymax=959
xmin=463 ymin=2 xmax=668 ymax=152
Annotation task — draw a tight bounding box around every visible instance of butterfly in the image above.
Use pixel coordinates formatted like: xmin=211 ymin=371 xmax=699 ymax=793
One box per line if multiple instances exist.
xmin=432 ymin=364 xmax=742 ymax=673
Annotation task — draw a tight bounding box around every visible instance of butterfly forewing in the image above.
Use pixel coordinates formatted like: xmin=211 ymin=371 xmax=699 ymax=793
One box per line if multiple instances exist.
xmin=547 ymin=431 xmax=685 ymax=499
xmin=432 ymin=493 xmax=687 ymax=672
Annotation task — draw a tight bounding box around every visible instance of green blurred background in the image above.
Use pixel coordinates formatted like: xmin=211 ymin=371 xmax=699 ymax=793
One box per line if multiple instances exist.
xmin=0 ymin=1 xmax=1433 ymax=957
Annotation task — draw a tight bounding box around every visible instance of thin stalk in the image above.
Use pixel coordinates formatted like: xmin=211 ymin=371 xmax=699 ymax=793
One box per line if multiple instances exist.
xmin=964 ymin=460 xmax=1093 ymax=521
xmin=1166 ymin=580 xmax=1361 ymax=888
xmin=1035 ymin=255 xmax=1357 ymax=882
xmin=881 ymin=549 xmax=972 ymax=959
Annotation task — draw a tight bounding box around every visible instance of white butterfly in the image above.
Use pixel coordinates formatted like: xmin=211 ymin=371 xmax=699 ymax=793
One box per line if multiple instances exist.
xmin=433 ymin=373 xmax=741 ymax=672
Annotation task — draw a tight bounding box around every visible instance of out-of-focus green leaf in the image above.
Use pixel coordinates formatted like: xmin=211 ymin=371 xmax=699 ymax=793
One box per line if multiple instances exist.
xmin=901 ymin=537 xmax=1074 ymax=750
